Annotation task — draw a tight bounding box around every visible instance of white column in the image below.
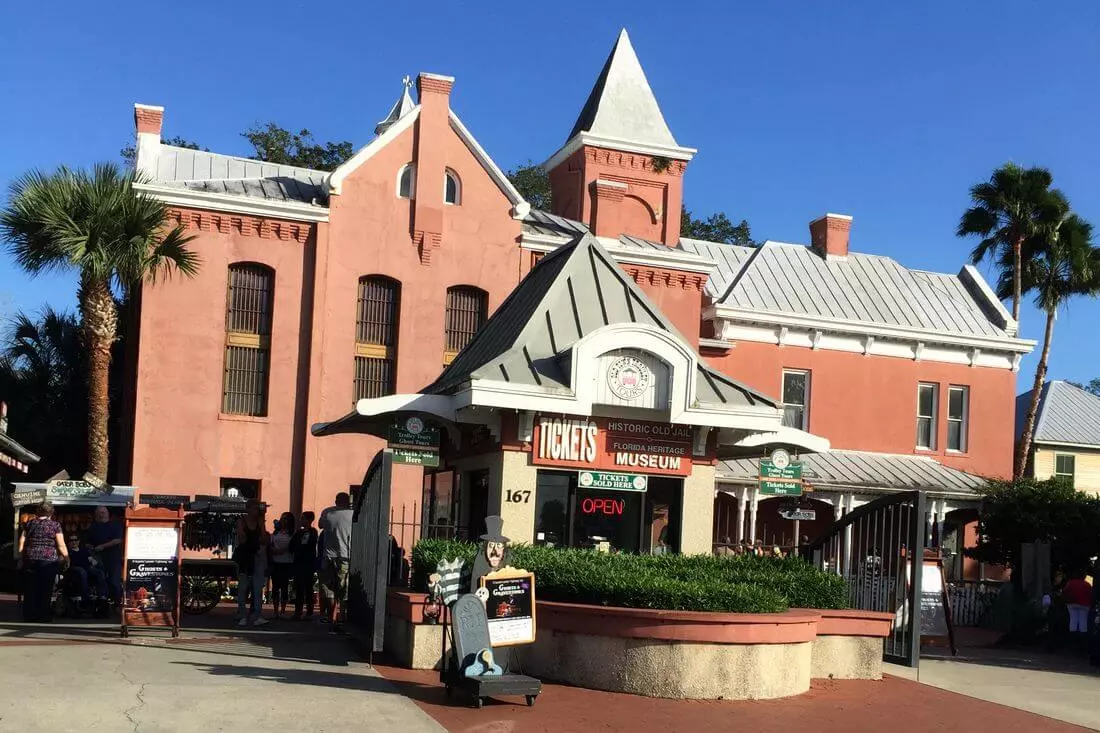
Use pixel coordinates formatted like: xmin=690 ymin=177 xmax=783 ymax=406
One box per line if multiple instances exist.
xmin=735 ymin=486 xmax=748 ymax=543
xmin=842 ymin=493 xmax=856 ymax=578
xmin=748 ymin=487 xmax=760 ymax=543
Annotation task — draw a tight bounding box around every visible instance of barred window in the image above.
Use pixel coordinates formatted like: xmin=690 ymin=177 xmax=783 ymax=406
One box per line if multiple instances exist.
xmin=354 ymin=276 xmax=400 ymax=401
xmin=444 ymin=286 xmax=487 ymax=365
xmin=222 ymin=263 xmax=274 ymax=416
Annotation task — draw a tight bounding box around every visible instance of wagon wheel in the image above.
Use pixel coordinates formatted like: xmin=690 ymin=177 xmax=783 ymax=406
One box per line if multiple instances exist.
xmin=181 ymin=575 xmax=223 ymax=615
xmin=526 ymin=695 xmax=536 ymax=707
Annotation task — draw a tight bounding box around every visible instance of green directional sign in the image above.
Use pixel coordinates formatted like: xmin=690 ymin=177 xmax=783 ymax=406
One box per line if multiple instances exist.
xmin=758 ymin=458 xmax=803 ymax=496
xmin=578 ymin=471 xmax=648 ymax=492
xmin=391 ymin=448 xmax=440 ymax=467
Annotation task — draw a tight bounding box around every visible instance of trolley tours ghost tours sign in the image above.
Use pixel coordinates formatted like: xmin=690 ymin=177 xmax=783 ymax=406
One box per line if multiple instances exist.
xmin=388 ymin=416 xmax=441 ymax=466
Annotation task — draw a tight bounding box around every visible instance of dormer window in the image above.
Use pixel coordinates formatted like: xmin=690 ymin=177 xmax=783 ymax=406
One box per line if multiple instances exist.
xmin=444 ymin=169 xmax=461 ymax=205
xmin=397 ymin=163 xmax=416 ymax=199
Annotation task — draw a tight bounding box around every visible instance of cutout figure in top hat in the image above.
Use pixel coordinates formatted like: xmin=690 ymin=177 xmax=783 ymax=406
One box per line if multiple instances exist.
xmin=470 ymin=515 xmax=510 ymax=591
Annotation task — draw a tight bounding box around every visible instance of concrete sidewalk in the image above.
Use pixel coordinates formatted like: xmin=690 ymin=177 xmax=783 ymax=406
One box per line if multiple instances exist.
xmin=888 ymin=646 xmax=1100 ymax=731
xmin=0 ymin=632 xmax=444 ymax=732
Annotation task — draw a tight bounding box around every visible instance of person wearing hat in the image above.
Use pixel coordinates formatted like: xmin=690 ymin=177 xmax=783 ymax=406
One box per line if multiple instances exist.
xmin=469 ymin=515 xmax=510 ymax=591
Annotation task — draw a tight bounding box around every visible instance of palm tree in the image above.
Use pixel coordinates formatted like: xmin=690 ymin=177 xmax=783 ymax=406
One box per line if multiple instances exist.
xmin=1 ymin=163 xmax=199 ymax=478
xmin=957 ymin=163 xmax=1068 ymax=324
xmin=0 ymin=308 xmax=88 ymax=477
xmin=1008 ymin=214 xmax=1100 ymax=478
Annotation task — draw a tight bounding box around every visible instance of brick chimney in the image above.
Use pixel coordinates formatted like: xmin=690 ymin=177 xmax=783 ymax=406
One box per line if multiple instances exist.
xmin=411 ymin=73 xmax=454 ymax=265
xmin=133 ymin=103 xmax=164 ymax=179
xmin=809 ymin=213 xmax=853 ymax=259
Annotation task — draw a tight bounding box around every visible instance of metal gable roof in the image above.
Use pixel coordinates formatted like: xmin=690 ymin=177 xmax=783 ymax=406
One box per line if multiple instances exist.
xmin=424 ymin=233 xmax=775 ymax=410
xmin=679 ymin=238 xmax=755 ymax=299
xmin=1019 ymin=380 xmax=1100 ymax=447
xmin=153 ymin=146 xmax=329 ymax=205
xmin=710 ymin=241 xmax=1012 ymax=339
xmin=719 ymin=449 xmax=985 ymax=495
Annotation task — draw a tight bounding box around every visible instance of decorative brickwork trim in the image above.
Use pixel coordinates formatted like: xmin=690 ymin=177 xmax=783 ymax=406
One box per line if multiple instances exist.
xmin=417 ymin=77 xmax=454 ymax=96
xmin=168 ymin=208 xmax=312 ymax=244
xmin=623 ymin=264 xmax=706 ymax=292
xmin=134 ymin=107 xmax=163 ymax=135
xmin=412 ymin=230 xmax=443 ymax=265
xmin=585 ymin=147 xmax=687 ymax=177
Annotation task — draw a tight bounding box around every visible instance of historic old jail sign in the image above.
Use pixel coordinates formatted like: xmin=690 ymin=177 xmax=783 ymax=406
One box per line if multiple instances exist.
xmin=533 ymin=416 xmax=695 ymax=476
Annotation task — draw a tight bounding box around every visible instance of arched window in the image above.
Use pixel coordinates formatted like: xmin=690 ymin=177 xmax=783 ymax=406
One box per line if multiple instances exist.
xmin=222 ymin=263 xmax=275 ymax=416
xmin=397 ymin=163 xmax=416 ymax=199
xmin=444 ymin=168 xmax=461 ymax=205
xmin=354 ymin=275 xmax=401 ymax=400
xmin=444 ymin=285 xmax=487 ymax=365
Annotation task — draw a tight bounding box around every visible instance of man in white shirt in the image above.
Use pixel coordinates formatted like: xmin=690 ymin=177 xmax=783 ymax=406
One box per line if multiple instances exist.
xmin=318 ymin=492 xmax=353 ymax=629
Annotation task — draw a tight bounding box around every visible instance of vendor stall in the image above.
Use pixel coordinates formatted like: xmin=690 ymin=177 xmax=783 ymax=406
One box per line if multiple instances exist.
xmin=10 ymin=477 xmax=135 ymax=559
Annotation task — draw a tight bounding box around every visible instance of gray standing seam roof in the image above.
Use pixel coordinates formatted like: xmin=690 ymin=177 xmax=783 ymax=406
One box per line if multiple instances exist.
xmin=698 ymin=241 xmax=1011 ymax=339
xmin=1018 ymin=380 xmax=1100 ymax=447
xmin=522 ymin=210 xmax=691 ymax=253
xmin=153 ymin=146 xmax=329 ymax=206
xmin=424 ymin=233 xmax=776 ymax=410
xmin=719 ymin=449 xmax=985 ymax=494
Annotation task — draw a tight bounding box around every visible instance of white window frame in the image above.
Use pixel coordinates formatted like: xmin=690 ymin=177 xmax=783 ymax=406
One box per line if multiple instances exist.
xmin=946 ymin=385 xmax=969 ymax=453
xmin=397 ymin=163 xmax=416 ymax=199
xmin=1054 ymin=453 xmax=1076 ymax=486
xmin=444 ymin=168 xmax=461 ymax=205
xmin=781 ymin=369 xmax=810 ymax=430
xmin=916 ymin=382 xmax=938 ymax=451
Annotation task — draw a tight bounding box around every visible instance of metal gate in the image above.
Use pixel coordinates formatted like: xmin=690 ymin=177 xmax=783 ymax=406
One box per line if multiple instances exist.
xmin=347 ymin=450 xmax=393 ymax=661
xmin=802 ymin=490 xmax=926 ymax=666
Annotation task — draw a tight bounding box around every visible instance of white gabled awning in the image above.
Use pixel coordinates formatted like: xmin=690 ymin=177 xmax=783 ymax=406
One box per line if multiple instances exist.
xmin=718 ymin=426 xmax=830 ymax=459
xmin=311 ymin=394 xmax=458 ymax=438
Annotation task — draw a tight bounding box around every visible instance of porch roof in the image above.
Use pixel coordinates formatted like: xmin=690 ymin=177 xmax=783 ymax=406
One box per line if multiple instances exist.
xmin=0 ymin=430 xmax=40 ymax=473
xmin=716 ymin=449 xmax=986 ymax=496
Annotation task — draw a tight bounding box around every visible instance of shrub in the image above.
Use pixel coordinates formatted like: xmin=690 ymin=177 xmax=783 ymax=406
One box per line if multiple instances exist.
xmin=410 ymin=539 xmax=848 ymax=613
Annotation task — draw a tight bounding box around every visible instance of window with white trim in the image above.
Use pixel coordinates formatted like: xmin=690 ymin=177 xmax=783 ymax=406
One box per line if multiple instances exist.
xmin=1054 ymin=454 xmax=1076 ymax=486
xmin=946 ymin=386 xmax=969 ymax=452
xmin=444 ymin=168 xmax=461 ymax=205
xmin=397 ymin=163 xmax=416 ymax=199
xmin=781 ymin=370 xmax=810 ymax=430
xmin=916 ymin=383 xmax=938 ymax=450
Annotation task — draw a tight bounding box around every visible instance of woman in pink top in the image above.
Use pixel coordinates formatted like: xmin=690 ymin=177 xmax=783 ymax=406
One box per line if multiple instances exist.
xmin=1063 ymin=571 xmax=1093 ymax=634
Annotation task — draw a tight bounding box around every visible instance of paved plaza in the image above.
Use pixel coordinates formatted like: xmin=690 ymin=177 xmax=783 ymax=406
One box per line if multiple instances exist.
xmin=0 ymin=597 xmax=1096 ymax=733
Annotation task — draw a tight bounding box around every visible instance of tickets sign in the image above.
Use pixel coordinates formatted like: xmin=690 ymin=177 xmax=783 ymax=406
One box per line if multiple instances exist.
xmin=533 ymin=415 xmax=694 ymax=476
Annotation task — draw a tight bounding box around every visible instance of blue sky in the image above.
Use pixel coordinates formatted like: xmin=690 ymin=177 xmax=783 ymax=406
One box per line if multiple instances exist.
xmin=1 ymin=1 xmax=1098 ymax=386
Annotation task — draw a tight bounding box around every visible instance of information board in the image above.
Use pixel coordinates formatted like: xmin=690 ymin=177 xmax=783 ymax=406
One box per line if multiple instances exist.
xmin=919 ymin=560 xmax=949 ymax=637
xmin=126 ymin=559 xmax=179 ymax=612
xmin=126 ymin=526 xmax=179 ymax=561
xmin=480 ymin=568 xmax=536 ymax=647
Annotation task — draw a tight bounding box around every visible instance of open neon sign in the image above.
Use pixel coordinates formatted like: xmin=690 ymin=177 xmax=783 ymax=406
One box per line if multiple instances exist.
xmin=580 ymin=498 xmax=625 ymax=516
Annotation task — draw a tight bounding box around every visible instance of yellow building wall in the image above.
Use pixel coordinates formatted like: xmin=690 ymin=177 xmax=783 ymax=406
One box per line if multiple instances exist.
xmin=1033 ymin=445 xmax=1100 ymax=495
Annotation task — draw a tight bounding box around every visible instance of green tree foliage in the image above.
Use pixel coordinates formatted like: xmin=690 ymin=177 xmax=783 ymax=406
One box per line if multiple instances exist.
xmin=1 ymin=163 xmax=199 ymax=477
xmin=681 ymin=207 xmax=756 ymax=246
xmin=1066 ymin=378 xmax=1100 ymax=396
xmin=241 ymin=123 xmax=354 ymax=172
xmin=957 ymin=163 xmax=1068 ymax=324
xmin=506 ymin=161 xmax=552 ymax=211
xmin=120 ymin=136 xmax=204 ymax=167
xmin=967 ymin=477 xmax=1100 ymax=575
xmin=1009 ymin=214 xmax=1100 ymax=478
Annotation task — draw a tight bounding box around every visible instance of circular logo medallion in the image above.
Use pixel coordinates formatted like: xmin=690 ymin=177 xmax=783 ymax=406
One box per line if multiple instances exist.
xmin=405 ymin=416 xmax=424 ymax=435
xmin=579 ymin=472 xmax=594 ymax=488
xmin=770 ymin=448 xmax=791 ymax=470
xmin=607 ymin=356 xmax=652 ymax=401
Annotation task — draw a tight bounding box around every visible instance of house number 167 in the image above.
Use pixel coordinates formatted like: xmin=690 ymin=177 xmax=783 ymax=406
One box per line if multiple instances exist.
xmin=505 ymin=490 xmax=531 ymax=504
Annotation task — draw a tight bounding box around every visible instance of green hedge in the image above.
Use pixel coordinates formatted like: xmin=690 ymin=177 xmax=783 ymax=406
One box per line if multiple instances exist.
xmin=410 ymin=539 xmax=848 ymax=614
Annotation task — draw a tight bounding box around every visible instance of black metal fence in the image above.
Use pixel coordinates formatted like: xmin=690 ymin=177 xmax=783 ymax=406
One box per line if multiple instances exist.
xmin=801 ymin=490 xmax=926 ymax=667
xmin=387 ymin=501 xmax=468 ymax=587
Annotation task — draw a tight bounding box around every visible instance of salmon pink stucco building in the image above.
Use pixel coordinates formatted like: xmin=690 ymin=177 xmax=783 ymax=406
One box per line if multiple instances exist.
xmin=115 ymin=30 xmax=1033 ymax=580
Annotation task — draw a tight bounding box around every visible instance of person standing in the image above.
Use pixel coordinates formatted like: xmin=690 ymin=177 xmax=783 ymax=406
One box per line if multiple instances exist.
xmin=291 ymin=511 xmax=318 ymax=621
xmin=269 ymin=512 xmax=295 ymax=619
xmin=1064 ymin=570 xmax=1093 ymax=637
xmin=86 ymin=506 xmax=123 ymax=605
xmin=18 ymin=501 xmax=68 ymax=622
xmin=319 ymin=493 xmax=353 ymax=630
xmin=234 ymin=499 xmax=270 ymax=627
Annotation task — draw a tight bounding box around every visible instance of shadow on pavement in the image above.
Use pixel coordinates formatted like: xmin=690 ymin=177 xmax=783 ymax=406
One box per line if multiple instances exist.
xmin=171 ymin=660 xmax=400 ymax=694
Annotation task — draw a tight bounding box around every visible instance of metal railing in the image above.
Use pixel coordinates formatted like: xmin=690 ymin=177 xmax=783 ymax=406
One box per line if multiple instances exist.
xmin=948 ymin=580 xmax=1004 ymax=627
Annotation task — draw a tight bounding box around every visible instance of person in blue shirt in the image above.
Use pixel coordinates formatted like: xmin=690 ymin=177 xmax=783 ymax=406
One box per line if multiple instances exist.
xmin=85 ymin=506 xmax=123 ymax=604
